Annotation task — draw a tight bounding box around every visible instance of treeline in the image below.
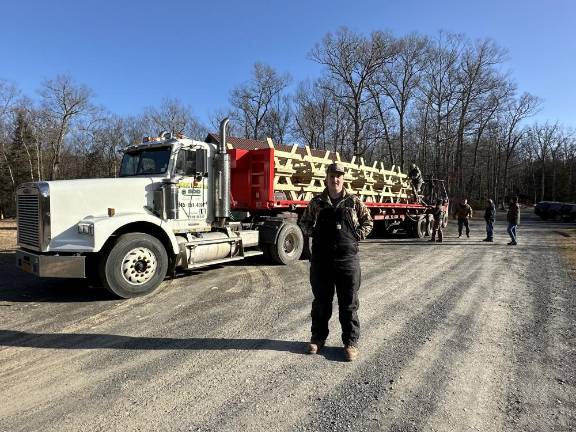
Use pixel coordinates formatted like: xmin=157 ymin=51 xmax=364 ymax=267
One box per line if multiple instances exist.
xmin=1 ymin=28 xmax=575 ymax=217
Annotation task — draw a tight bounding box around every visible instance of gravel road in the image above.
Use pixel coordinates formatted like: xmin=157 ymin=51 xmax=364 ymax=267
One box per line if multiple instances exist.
xmin=0 ymin=213 xmax=574 ymax=431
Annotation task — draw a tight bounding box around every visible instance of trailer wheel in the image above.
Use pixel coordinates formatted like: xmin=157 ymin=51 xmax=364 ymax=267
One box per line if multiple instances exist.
xmin=413 ymin=216 xmax=427 ymax=239
xmin=269 ymin=222 xmax=304 ymax=265
xmin=99 ymin=233 xmax=168 ymax=298
xmin=441 ymin=213 xmax=449 ymax=228
xmin=425 ymin=214 xmax=433 ymax=236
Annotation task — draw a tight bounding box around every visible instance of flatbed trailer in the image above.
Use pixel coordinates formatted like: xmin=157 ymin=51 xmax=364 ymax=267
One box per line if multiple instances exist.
xmin=226 ymin=144 xmax=449 ymax=238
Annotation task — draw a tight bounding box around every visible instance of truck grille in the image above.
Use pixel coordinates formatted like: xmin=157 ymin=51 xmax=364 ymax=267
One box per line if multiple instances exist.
xmin=17 ymin=194 xmax=40 ymax=248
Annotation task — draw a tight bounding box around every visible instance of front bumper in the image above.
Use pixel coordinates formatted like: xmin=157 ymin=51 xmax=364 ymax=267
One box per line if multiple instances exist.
xmin=16 ymin=250 xmax=86 ymax=278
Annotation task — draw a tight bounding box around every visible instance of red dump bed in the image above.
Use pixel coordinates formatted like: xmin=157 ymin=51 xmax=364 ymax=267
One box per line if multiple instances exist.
xmin=229 ymin=147 xmax=428 ymax=213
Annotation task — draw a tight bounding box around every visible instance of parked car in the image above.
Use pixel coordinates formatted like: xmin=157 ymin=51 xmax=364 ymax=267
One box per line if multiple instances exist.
xmin=534 ymin=201 xmax=563 ymax=220
xmin=559 ymin=203 xmax=576 ymax=222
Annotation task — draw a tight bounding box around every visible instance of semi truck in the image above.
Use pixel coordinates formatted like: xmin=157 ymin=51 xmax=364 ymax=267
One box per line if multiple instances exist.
xmin=15 ymin=119 xmax=448 ymax=298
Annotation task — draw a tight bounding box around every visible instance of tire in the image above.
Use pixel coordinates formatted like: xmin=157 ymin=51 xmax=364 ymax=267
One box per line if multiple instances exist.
xmin=441 ymin=213 xmax=449 ymax=228
xmin=99 ymin=233 xmax=168 ymax=298
xmin=269 ymin=222 xmax=304 ymax=265
xmin=425 ymin=214 xmax=433 ymax=236
xmin=413 ymin=216 xmax=426 ymax=239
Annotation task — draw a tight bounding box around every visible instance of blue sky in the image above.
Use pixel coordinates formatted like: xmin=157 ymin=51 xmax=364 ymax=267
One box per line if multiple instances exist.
xmin=1 ymin=0 xmax=575 ymax=130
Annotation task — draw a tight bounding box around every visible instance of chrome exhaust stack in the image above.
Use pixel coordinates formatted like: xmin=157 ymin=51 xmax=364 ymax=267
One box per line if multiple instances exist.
xmin=213 ymin=118 xmax=230 ymax=227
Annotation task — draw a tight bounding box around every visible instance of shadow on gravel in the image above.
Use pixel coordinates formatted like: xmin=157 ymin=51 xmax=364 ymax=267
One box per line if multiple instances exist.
xmin=367 ymin=240 xmax=513 ymax=246
xmin=0 ymin=251 xmax=114 ymax=303
xmin=0 ymin=330 xmax=310 ymax=355
xmin=0 ymin=281 xmax=114 ymax=303
xmin=316 ymin=345 xmax=350 ymax=363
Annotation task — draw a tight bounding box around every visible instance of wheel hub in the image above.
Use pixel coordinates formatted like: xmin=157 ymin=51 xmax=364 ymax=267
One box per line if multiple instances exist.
xmin=284 ymin=234 xmax=295 ymax=254
xmin=121 ymin=247 xmax=157 ymax=285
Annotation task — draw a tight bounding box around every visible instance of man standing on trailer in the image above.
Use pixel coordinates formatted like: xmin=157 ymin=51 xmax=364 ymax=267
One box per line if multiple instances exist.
xmin=408 ymin=163 xmax=423 ymax=201
xmin=299 ymin=162 xmax=373 ymax=362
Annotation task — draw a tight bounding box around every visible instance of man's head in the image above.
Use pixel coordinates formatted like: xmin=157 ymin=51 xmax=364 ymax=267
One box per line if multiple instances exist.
xmin=487 ymin=198 xmax=493 ymax=205
xmin=462 ymin=198 xmax=468 ymax=205
xmin=436 ymin=199 xmax=443 ymax=207
xmin=411 ymin=163 xmax=417 ymax=169
xmin=511 ymin=196 xmax=518 ymax=204
xmin=325 ymin=162 xmax=345 ymax=196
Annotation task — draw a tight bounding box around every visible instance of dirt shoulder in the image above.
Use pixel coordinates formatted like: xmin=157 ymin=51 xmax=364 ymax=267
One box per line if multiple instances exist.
xmin=558 ymin=227 xmax=576 ymax=280
xmin=0 ymin=219 xmax=16 ymax=266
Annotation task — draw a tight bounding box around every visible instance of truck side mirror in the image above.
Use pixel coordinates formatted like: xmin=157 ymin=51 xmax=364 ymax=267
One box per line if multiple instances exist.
xmin=195 ymin=148 xmax=208 ymax=177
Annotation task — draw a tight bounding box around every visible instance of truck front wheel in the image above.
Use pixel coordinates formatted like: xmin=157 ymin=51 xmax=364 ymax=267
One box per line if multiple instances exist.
xmin=100 ymin=233 xmax=168 ymax=298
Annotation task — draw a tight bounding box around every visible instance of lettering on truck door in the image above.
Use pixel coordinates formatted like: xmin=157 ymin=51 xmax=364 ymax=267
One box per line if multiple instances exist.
xmin=175 ymin=147 xmax=209 ymax=229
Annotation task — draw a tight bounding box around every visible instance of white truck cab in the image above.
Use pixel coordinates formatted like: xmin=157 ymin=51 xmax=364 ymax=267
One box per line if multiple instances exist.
xmin=15 ymin=121 xmax=295 ymax=298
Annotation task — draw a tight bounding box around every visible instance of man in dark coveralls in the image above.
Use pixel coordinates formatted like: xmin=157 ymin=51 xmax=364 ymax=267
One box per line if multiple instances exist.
xmin=299 ymin=163 xmax=373 ymax=361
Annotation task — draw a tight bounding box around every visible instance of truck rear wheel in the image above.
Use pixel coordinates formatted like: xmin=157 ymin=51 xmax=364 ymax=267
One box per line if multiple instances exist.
xmin=269 ymin=222 xmax=304 ymax=265
xmin=100 ymin=233 xmax=168 ymax=298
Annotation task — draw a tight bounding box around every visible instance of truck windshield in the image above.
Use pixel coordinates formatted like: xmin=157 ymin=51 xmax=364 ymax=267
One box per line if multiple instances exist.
xmin=119 ymin=147 xmax=172 ymax=176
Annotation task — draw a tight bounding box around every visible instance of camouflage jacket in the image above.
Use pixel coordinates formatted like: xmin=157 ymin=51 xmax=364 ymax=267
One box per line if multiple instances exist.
xmin=299 ymin=188 xmax=373 ymax=240
xmin=430 ymin=206 xmax=445 ymax=221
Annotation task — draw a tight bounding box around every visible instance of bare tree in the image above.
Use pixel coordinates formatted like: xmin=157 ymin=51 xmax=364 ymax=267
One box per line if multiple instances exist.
xmin=310 ymin=27 xmax=395 ymax=158
xmin=369 ymin=33 xmax=429 ymax=170
xmin=418 ymin=32 xmax=463 ymax=184
xmin=530 ymin=122 xmax=561 ymax=201
xmin=497 ymin=92 xmax=541 ymax=204
xmin=453 ymin=38 xmax=508 ymax=195
xmin=0 ymin=81 xmax=20 ymax=190
xmin=229 ymin=63 xmax=291 ymax=140
xmin=261 ymin=93 xmax=292 ymax=144
xmin=38 ymin=75 xmax=93 ymax=180
xmin=293 ymin=80 xmax=331 ymax=149
xmin=141 ymin=97 xmax=205 ymax=138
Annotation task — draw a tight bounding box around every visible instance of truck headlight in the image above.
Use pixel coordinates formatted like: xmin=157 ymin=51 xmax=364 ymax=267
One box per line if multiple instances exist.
xmin=77 ymin=222 xmax=94 ymax=235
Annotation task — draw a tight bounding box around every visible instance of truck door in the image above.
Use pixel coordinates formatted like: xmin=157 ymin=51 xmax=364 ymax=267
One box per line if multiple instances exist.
xmin=174 ymin=147 xmax=209 ymax=229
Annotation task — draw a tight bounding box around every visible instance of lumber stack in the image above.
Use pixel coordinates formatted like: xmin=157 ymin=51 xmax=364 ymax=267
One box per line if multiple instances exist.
xmin=270 ymin=140 xmax=413 ymax=204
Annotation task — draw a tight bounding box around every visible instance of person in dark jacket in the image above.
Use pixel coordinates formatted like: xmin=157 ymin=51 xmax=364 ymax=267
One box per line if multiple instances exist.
xmin=453 ymin=198 xmax=473 ymax=238
xmin=507 ymin=197 xmax=521 ymax=245
xmin=483 ymin=199 xmax=496 ymax=242
xmin=428 ymin=199 xmax=445 ymax=242
xmin=299 ymin=163 xmax=373 ymax=362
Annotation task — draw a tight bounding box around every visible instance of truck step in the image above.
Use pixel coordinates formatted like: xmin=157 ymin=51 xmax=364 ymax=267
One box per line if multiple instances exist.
xmin=243 ymin=250 xmax=264 ymax=258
